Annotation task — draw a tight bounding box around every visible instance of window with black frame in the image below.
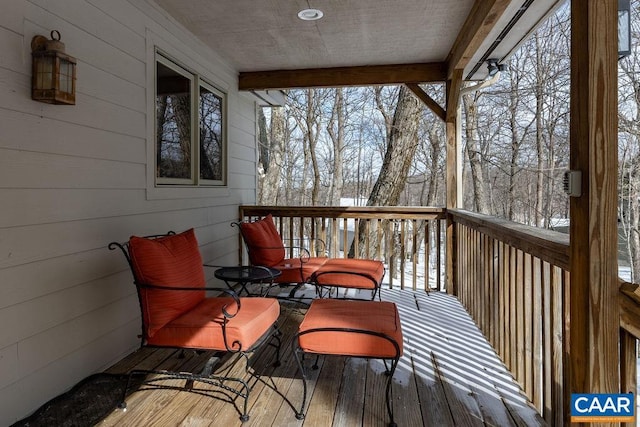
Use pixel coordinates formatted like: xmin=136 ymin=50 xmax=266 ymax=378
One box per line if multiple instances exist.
xmin=155 ymin=53 xmax=226 ymax=186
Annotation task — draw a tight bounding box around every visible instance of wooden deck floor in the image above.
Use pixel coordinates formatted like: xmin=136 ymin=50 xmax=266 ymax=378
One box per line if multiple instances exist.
xmin=101 ymin=288 xmax=546 ymax=427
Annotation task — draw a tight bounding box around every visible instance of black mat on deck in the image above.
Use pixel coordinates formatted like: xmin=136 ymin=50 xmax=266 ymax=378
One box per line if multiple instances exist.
xmin=11 ymin=373 xmax=141 ymax=427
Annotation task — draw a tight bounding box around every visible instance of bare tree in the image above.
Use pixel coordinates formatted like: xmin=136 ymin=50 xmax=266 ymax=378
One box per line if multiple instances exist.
xmin=366 ymin=85 xmax=422 ymax=206
xmin=462 ymin=90 xmax=491 ymax=213
xmin=258 ymin=106 xmax=285 ymax=204
xmin=327 ymin=88 xmax=346 ymax=205
xmin=349 ymin=85 xmax=422 ymax=261
xmin=618 ymin=6 xmax=640 ymax=282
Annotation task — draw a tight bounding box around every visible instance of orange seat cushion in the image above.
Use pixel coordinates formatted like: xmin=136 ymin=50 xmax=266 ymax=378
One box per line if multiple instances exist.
xmin=239 ymin=214 xmax=286 ymax=267
xmin=311 ymin=259 xmax=384 ymax=289
xmin=128 ymin=229 xmax=205 ymax=337
xmin=298 ymin=299 xmax=403 ymax=359
xmin=272 ymin=257 xmax=328 ymax=284
xmin=148 ymin=297 xmax=280 ymax=351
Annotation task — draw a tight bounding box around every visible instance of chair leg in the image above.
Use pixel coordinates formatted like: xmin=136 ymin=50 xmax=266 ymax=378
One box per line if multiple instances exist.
xmin=292 ymin=343 xmax=308 ymax=420
xmin=271 ymin=324 xmax=282 ymax=367
xmin=384 ymin=357 xmax=400 ymax=427
xmin=117 ymin=371 xmax=135 ymax=411
xmin=288 ymin=282 xmax=304 ymax=298
xmin=199 ymin=354 xmax=221 ymax=377
xmin=312 ymin=354 xmax=321 ymax=370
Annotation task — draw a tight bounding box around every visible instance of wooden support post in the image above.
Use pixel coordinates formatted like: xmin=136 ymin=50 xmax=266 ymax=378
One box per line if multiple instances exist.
xmin=568 ymin=1 xmax=619 ymax=425
xmin=445 ymin=70 xmax=463 ymax=295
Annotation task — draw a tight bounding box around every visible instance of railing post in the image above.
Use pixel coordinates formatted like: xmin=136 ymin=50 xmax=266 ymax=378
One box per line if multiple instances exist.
xmin=446 ymin=212 xmax=457 ymax=295
xmin=619 ymin=329 xmax=637 ymax=427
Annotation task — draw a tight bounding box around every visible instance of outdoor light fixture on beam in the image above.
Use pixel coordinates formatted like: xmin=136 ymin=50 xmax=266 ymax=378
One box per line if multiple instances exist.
xmin=31 ymin=30 xmax=76 ymax=105
xmin=619 ymin=0 xmax=632 ymax=59
xmin=486 ymin=59 xmax=506 ymax=77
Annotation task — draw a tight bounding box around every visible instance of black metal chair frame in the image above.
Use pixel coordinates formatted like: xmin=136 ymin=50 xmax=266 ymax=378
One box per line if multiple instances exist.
xmin=108 ymin=233 xmax=282 ymax=422
xmin=310 ymin=269 xmax=383 ymax=301
xmin=292 ymin=327 xmax=401 ymax=427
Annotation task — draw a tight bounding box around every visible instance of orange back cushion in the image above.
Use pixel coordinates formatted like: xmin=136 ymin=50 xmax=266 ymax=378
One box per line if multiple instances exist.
xmin=128 ymin=228 xmax=205 ymax=337
xmin=239 ymin=214 xmax=285 ymax=267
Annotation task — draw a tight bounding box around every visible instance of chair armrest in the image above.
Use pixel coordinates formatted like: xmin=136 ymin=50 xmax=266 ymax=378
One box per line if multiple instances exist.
xmin=136 ymin=283 xmax=242 ymax=319
xmin=283 ymin=245 xmax=312 ymax=263
xmin=237 ymin=243 xmax=313 ymax=264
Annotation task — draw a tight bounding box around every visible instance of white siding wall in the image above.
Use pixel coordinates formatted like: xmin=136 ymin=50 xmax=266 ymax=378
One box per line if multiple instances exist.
xmin=0 ymin=0 xmax=258 ymax=423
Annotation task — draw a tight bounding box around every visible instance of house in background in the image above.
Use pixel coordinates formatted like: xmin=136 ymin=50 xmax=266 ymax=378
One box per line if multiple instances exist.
xmin=0 ymin=1 xmax=627 ymax=425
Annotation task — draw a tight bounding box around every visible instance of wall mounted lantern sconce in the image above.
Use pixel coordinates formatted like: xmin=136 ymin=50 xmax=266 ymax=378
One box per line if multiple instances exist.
xmin=619 ymin=0 xmax=632 ymax=59
xmin=31 ymin=30 xmax=76 ymax=105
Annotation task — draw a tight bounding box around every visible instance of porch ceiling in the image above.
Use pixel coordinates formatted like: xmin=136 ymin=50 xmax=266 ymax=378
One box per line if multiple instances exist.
xmin=153 ymin=0 xmax=563 ymax=86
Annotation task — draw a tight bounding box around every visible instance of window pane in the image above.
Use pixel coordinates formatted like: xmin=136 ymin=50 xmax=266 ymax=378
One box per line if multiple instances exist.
xmin=199 ymin=85 xmax=224 ymax=181
xmin=156 ymin=61 xmax=191 ymax=180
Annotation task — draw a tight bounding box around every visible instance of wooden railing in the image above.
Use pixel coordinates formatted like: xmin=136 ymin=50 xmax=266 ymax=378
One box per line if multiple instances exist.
xmin=238 ymin=206 xmax=447 ymax=291
xmin=240 ymin=205 xmax=640 ymax=426
xmin=450 ymin=209 xmax=640 ymax=426
xmin=449 ymin=209 xmax=570 ymax=426
xmin=619 ymin=280 xmax=640 ymax=427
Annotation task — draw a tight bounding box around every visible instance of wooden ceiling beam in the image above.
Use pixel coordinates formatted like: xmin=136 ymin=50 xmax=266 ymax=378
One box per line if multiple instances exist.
xmin=446 ymin=0 xmax=511 ymax=79
xmin=239 ymin=62 xmax=447 ymax=90
xmin=405 ymin=83 xmax=446 ymax=122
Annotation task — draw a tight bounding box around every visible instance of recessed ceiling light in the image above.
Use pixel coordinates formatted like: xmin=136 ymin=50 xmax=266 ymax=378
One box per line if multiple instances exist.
xmin=298 ymin=8 xmax=323 ymax=21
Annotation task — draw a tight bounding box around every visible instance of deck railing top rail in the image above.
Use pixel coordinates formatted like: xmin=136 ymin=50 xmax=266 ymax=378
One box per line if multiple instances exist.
xmin=240 ymin=205 xmax=447 ymax=220
xmin=449 ymin=209 xmax=570 ymax=271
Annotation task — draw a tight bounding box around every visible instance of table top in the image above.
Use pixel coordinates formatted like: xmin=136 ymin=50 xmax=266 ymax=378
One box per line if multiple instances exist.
xmin=214 ymin=265 xmax=281 ymax=282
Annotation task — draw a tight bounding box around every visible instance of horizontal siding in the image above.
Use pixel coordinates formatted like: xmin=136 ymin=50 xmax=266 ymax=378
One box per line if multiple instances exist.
xmin=0 ymin=317 xmax=141 ymax=423
xmin=0 ymin=189 xmax=240 ymax=228
xmin=0 ymin=0 xmax=257 ymax=424
xmin=0 ymin=149 xmax=144 ymax=189
xmin=0 ymin=108 xmax=146 ymax=164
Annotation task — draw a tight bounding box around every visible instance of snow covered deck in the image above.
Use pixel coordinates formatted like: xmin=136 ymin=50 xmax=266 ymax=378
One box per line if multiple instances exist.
xmin=101 ymin=287 xmax=545 ymax=426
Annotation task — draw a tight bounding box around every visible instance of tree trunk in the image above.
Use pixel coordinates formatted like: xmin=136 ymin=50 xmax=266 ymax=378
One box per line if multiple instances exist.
xmin=367 ymin=86 xmax=421 ymax=206
xmin=508 ymin=80 xmax=521 ymax=221
xmin=258 ymin=107 xmax=285 ymax=204
xmin=306 ymin=89 xmax=321 ymax=205
xmin=349 ymin=85 xmax=421 ymax=260
xmin=462 ymin=91 xmax=490 ymax=213
xmin=534 ymin=33 xmax=545 ymax=227
xmin=328 ymin=88 xmax=345 ymax=205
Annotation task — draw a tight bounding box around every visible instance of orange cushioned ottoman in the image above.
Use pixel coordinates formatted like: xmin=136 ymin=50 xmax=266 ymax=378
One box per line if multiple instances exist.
xmin=311 ymin=258 xmax=385 ymax=291
xmin=293 ymin=299 xmax=403 ymax=427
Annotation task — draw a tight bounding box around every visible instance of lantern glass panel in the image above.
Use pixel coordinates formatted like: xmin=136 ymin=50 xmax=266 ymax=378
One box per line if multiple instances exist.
xmin=35 ymin=54 xmax=54 ymax=90
xmin=59 ymin=58 xmax=73 ymax=94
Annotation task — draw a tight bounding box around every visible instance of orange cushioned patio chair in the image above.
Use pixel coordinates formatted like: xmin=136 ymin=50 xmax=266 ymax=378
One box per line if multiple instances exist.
xmin=293 ymin=299 xmax=403 ymax=427
xmin=108 ymin=228 xmax=281 ymax=422
xmin=234 ymin=214 xmax=385 ymax=300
